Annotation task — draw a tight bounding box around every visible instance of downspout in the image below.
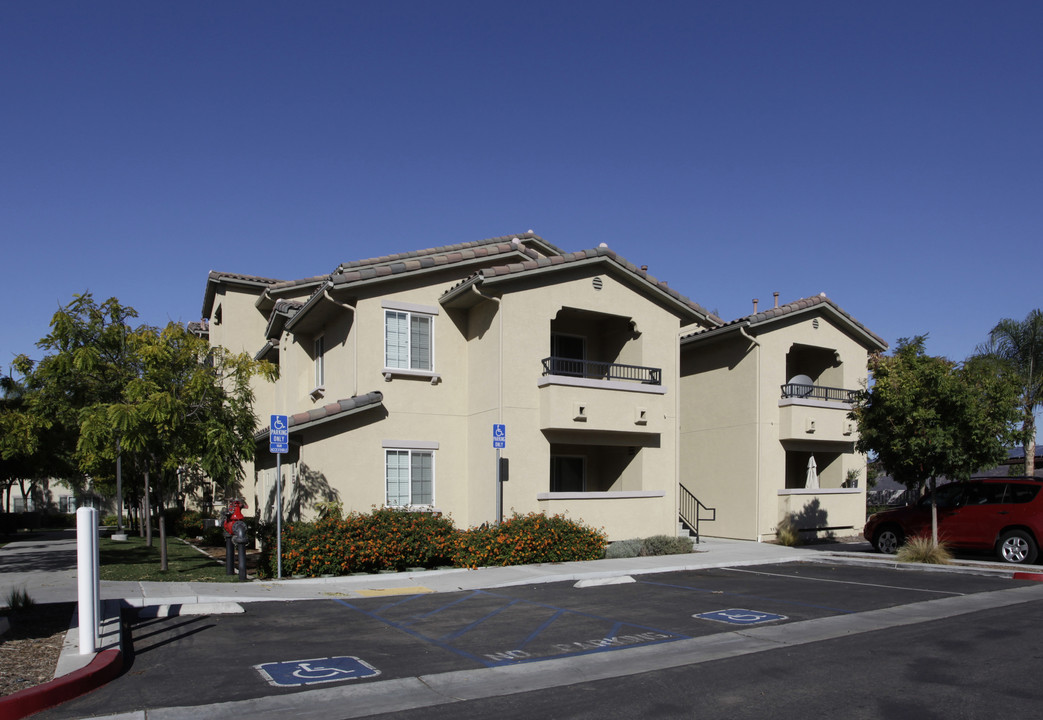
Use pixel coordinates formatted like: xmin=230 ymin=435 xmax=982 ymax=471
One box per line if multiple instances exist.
xmin=470 ymin=284 xmax=503 ymax=423
xmin=471 ymin=282 xmax=503 ymax=524
xmin=739 ymin=325 xmax=765 ymax=541
xmin=324 ymin=289 xmax=358 ymax=397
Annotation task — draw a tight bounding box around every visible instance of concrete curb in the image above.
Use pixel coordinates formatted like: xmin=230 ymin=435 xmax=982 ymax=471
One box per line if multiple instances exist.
xmin=0 ymin=649 xmax=122 ymax=720
xmin=0 ymin=599 xmax=125 ymax=720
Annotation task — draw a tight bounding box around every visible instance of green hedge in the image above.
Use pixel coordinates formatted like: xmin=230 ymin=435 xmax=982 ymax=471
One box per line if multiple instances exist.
xmin=256 ymin=508 xmax=606 ymax=579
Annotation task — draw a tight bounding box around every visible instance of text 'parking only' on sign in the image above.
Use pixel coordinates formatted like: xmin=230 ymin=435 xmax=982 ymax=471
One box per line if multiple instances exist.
xmin=254 ymin=656 xmax=380 ymax=687
xmin=270 ymin=414 xmax=288 ymax=454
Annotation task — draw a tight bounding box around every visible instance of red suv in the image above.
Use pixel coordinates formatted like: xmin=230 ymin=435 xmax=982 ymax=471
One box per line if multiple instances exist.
xmin=864 ymin=477 xmax=1043 ymax=564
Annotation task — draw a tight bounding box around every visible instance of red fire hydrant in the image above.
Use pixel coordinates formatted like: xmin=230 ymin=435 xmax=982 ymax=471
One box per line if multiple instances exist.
xmin=220 ymin=499 xmax=249 ymax=581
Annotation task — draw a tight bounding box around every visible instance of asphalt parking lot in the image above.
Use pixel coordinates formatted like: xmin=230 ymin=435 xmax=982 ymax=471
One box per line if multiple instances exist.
xmin=37 ymin=560 xmax=1043 ymax=719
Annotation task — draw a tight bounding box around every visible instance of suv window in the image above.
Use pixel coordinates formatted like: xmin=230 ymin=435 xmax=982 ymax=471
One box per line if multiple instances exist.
xmin=1007 ymin=483 xmax=1041 ymax=504
xmin=923 ymin=482 xmax=964 ymax=509
xmin=964 ymin=482 xmax=1007 ymax=505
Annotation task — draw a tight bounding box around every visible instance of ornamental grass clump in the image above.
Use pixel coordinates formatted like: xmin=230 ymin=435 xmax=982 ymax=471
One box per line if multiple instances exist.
xmin=896 ymin=536 xmax=952 ymax=565
xmin=638 ymin=535 xmax=694 ymax=556
xmin=775 ymin=515 xmax=800 ymax=547
xmin=604 ymin=538 xmax=643 ymax=559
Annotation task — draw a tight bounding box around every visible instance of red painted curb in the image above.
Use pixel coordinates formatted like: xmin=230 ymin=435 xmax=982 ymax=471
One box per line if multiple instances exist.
xmin=1013 ymin=572 xmax=1043 ymax=582
xmin=0 ymin=647 xmax=123 ymax=720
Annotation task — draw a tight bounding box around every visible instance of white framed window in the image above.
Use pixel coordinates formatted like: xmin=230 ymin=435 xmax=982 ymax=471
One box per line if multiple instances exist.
xmin=314 ymin=336 xmax=325 ymax=388
xmin=385 ymin=448 xmax=435 ymax=506
xmin=385 ymin=309 xmax=433 ymax=372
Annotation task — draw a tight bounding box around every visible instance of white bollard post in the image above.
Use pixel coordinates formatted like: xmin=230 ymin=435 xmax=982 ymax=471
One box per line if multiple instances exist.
xmin=76 ymin=507 xmax=98 ymax=655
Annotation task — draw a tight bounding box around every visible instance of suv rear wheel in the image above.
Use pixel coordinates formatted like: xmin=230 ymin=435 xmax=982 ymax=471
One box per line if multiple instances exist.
xmin=873 ymin=526 xmax=903 ymax=555
xmin=997 ymin=529 xmax=1038 ymax=564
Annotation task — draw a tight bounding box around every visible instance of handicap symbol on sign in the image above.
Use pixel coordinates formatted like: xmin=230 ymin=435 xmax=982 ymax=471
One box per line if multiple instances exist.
xmin=272 ymin=416 xmax=287 ymax=432
xmin=494 ymin=424 xmax=506 ymax=438
xmin=255 ymin=656 xmax=381 ymax=687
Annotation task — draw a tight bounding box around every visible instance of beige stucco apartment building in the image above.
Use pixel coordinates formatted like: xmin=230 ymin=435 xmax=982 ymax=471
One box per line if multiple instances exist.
xmin=201 ymin=234 xmax=886 ymax=542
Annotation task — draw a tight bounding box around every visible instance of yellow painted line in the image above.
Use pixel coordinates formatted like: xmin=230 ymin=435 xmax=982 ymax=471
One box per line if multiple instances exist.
xmin=355 ymin=586 xmax=434 ymax=597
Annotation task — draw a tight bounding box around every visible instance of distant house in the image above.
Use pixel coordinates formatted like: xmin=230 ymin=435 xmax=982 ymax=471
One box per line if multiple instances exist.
xmin=201 ymin=234 xmax=887 ymax=542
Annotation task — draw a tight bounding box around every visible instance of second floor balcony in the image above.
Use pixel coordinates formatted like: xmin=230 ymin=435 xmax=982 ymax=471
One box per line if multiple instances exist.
xmin=780 ymin=383 xmax=858 ymax=403
xmin=778 ymin=382 xmax=858 ymax=443
xmin=538 ymin=356 xmax=667 ymax=433
xmin=542 ymin=356 xmax=662 ymax=385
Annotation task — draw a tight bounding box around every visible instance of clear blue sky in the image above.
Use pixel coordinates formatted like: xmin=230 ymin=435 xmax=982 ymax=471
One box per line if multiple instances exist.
xmin=3 ymin=2 xmax=1040 ymax=384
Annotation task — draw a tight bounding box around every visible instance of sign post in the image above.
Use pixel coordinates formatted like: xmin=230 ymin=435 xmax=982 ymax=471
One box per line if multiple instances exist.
xmin=493 ymin=424 xmax=506 ymax=524
xmin=270 ymin=415 xmax=288 ymax=579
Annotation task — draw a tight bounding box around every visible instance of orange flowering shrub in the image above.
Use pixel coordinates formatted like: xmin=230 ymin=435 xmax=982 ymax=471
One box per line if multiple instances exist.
xmin=259 ymin=509 xmax=606 ymax=578
xmin=260 ymin=508 xmax=456 ymax=578
xmin=452 ymin=512 xmax=607 ymax=569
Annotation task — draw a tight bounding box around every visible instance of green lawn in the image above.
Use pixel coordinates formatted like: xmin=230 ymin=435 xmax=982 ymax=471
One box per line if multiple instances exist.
xmin=99 ymin=535 xmax=240 ymax=582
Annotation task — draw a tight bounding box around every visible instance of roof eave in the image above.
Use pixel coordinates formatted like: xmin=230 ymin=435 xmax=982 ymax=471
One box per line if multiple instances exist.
xmin=747 ymin=304 xmax=888 ymax=351
xmin=477 ymin=255 xmax=720 ymax=327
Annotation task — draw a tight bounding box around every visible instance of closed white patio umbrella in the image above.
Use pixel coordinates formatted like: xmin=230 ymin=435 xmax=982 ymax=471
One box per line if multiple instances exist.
xmin=805 ymin=455 xmax=819 ymax=489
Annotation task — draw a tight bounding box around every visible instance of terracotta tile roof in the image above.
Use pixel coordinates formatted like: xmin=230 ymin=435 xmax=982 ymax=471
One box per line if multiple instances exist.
xmin=207 ymin=270 xmax=283 ymax=286
xmin=253 ymin=392 xmax=384 ymax=440
xmin=681 ymin=293 xmax=887 ymax=349
xmin=203 ymin=271 xmax=285 ymax=319
xmin=442 ymin=245 xmax=723 ymax=327
xmin=266 ymin=274 xmax=332 ymax=293
xmin=329 ymin=239 xmax=539 ymax=287
xmin=335 ymin=232 xmax=560 ymax=274
xmin=264 ymin=300 xmax=304 ymax=339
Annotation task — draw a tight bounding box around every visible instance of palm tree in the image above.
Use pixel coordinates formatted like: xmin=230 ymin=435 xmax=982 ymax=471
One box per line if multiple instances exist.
xmin=978 ymin=310 xmax=1043 ymax=476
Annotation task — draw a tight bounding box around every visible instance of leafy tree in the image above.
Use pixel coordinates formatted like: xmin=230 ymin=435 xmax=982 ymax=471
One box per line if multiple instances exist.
xmin=19 ymin=294 xmax=140 ymax=510
xmin=974 ymin=309 xmax=1043 ymax=476
xmin=11 ymin=294 xmax=274 ymax=566
xmin=0 ymin=362 xmax=65 ymax=513
xmin=851 ymin=336 xmax=1020 ymax=544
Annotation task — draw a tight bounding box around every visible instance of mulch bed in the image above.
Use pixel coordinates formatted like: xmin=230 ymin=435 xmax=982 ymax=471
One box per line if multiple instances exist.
xmin=0 ymin=603 xmax=74 ymax=697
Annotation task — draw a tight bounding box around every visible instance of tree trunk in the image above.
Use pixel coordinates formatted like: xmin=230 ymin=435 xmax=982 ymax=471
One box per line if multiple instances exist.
xmin=144 ymin=469 xmax=152 ymax=548
xmin=1025 ymin=412 xmax=1036 ymax=477
xmin=929 ymin=476 xmax=939 ymax=547
xmin=158 ymin=491 xmax=168 ymax=572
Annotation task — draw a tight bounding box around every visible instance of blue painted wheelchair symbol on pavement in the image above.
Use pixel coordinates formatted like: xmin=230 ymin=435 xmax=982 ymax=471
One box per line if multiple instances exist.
xmin=255 ymin=655 xmax=381 ymax=687
xmin=694 ymin=609 xmax=787 ymax=625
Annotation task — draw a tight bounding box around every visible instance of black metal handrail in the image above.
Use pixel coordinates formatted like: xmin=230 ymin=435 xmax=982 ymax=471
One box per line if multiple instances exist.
xmin=780 ymin=383 xmax=858 ymax=403
xmin=542 ymin=356 xmax=662 ymax=385
xmin=679 ymin=483 xmax=715 ymax=544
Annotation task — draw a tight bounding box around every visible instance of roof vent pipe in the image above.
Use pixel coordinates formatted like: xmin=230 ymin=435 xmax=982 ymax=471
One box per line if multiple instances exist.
xmin=774 ymin=292 xmax=779 ymax=308
xmin=753 ymin=298 xmax=759 ymax=313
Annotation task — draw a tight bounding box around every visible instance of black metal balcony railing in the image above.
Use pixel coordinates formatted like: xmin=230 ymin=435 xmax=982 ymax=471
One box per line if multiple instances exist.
xmin=780 ymin=383 xmax=858 ymax=403
xmin=542 ymin=357 xmax=662 ymax=385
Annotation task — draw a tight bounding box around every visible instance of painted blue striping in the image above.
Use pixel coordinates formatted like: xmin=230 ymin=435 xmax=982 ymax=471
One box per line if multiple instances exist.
xmin=637 ymin=579 xmax=856 ymax=615
xmin=475 ymin=589 xmax=695 ymax=632
xmin=413 ymin=590 xmax=483 ymax=620
xmin=517 ymin=608 xmax=567 ymax=650
xmin=438 ymin=599 xmax=521 ymax=642
xmin=334 ymin=591 xmax=691 ymax=670
xmin=333 ymin=598 xmax=495 ymax=667
xmin=376 ymin=593 xmax=429 ymax=614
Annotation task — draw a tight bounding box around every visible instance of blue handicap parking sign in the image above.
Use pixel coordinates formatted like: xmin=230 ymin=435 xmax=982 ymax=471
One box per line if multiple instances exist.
xmin=694 ymin=608 xmax=788 ymax=625
xmin=255 ymin=656 xmax=381 ymax=687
